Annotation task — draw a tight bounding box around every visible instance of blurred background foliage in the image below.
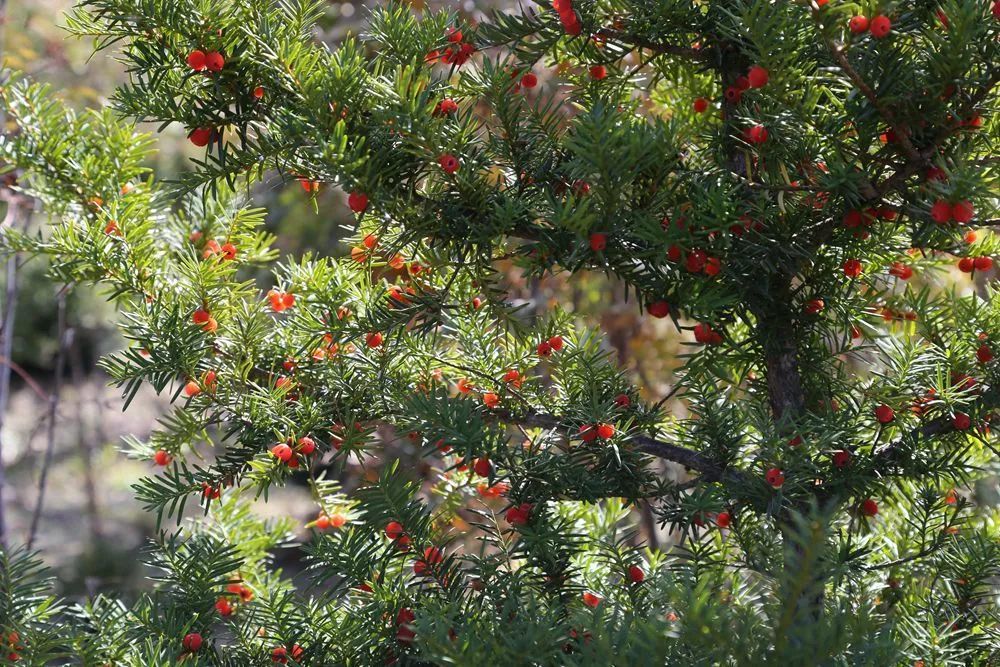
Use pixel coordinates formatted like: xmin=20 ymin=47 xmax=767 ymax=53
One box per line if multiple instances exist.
xmin=0 ymin=0 xmax=687 ymax=598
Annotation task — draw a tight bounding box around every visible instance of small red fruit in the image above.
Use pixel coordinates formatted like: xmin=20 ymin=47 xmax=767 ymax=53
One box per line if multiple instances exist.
xmin=188 ymin=127 xmax=214 ymax=147
xmin=473 ymin=456 xmax=491 ymax=477
xmin=804 ymin=299 xmax=825 ymax=314
xmin=297 ymin=437 xmax=316 ymax=455
xmin=614 ymin=393 xmax=631 ymax=407
xmin=842 ymin=259 xmax=863 ymax=278
xmin=647 ymin=300 xmax=670 ymax=318
xmin=537 ymin=341 xmax=553 ymax=357
xmin=582 ymin=592 xmax=601 ymax=608
xmin=931 ymin=200 xmax=953 ymax=223
xmin=589 ymin=65 xmax=607 ymax=80
xmin=747 ymin=65 xmax=769 ymax=88
xmin=187 ymin=50 xmax=207 ymax=71
xmin=765 ymin=467 xmax=785 ymax=488
xmin=952 ymin=412 xmax=971 ymax=430
xmin=205 ymin=51 xmax=225 ymax=72
xmin=154 ymin=449 xmax=172 ymax=466
xmin=849 ymin=16 xmax=870 ymax=34
xmin=579 ymin=424 xmax=598 ymax=443
xmin=596 ymin=423 xmax=615 ymax=440
xmin=977 ymin=344 xmax=994 ymax=364
xmin=253 ymin=86 xmax=265 ymax=99
xmin=589 ymin=233 xmax=607 ymax=252
xmin=482 ymin=392 xmax=500 ymax=408
xmin=951 ymin=200 xmax=974 ymax=223
xmin=693 ymin=97 xmax=709 ymax=113
xmin=271 ymin=443 xmax=293 ymax=462
xmin=861 ymin=498 xmax=879 ymax=516
xmin=182 ymin=633 xmax=203 ymax=653
xmin=521 ymin=72 xmax=538 ymax=88
xmin=548 ymin=335 xmax=564 ymax=351
xmin=869 ymin=15 xmax=891 ymax=38
xmin=715 ymin=511 xmax=731 ymax=528
xmin=627 ymin=565 xmax=645 ymax=584
xmin=875 ymin=404 xmax=895 ymax=424
xmin=506 ymin=503 xmax=533 ymax=526
xmin=348 ymin=191 xmax=369 ymax=213
xmin=745 ymin=124 xmax=768 ymax=145
xmin=184 ymin=380 xmax=202 ymax=398
xmin=958 ymin=257 xmax=975 ymax=273
xmin=366 ymin=332 xmax=383 ymax=348
xmin=974 ymin=256 xmax=993 ymax=271
xmin=439 ymin=154 xmax=460 ymax=174
xmin=832 ymin=450 xmax=851 ymax=468
xmin=414 ymin=546 xmax=444 ymax=576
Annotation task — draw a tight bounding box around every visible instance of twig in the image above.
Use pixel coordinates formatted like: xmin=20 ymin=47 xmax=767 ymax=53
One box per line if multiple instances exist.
xmin=593 ymin=28 xmax=709 ymax=63
xmin=27 ymin=290 xmax=70 ymax=549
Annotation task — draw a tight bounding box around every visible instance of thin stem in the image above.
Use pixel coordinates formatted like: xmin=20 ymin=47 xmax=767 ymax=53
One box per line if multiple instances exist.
xmin=27 ymin=290 xmax=69 ymax=549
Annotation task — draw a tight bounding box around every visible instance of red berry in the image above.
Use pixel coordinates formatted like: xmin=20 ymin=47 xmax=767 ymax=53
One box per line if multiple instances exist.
xmin=747 ymin=65 xmax=769 ymax=88
xmin=715 ymin=511 xmax=731 ymax=528
xmin=994 ymin=0 xmax=1000 ymax=19
xmin=589 ymin=65 xmax=607 ymax=80
xmin=952 ymin=412 xmax=971 ymax=430
xmin=184 ymin=380 xmax=202 ymax=398
xmin=974 ymin=256 xmax=993 ymax=271
xmin=977 ymin=344 xmax=994 ymax=364
xmin=832 ymin=450 xmax=851 ymax=468
xmin=435 ymin=98 xmax=459 ymax=115
xmin=745 ymin=124 xmax=768 ymax=145
xmin=931 ymin=200 xmax=953 ymax=223
xmin=579 ymin=424 xmax=598 ymax=443
xmin=596 ymin=423 xmax=615 ymax=440
xmin=842 ymin=210 xmax=863 ymax=228
xmin=582 ymin=591 xmax=601 ymax=608
xmin=446 ymin=27 xmax=463 ymax=43
xmin=627 ymin=565 xmax=645 ymax=584
xmin=154 ymin=450 xmax=172 ymax=466
xmin=861 ymin=499 xmax=879 ymax=517
xmin=951 ymin=200 xmax=974 ymax=223
xmin=647 ymin=300 xmax=670 ymax=318
xmin=182 ymin=633 xmax=203 ymax=653
xmin=842 ymin=259 xmax=863 ymax=278
xmin=271 ymin=646 xmax=288 ymax=664
xmin=735 ymin=75 xmax=750 ymax=91
xmin=297 ymin=437 xmax=316 ymax=455
xmin=804 ymin=299 xmax=825 ymax=314
xmin=765 ymin=467 xmax=785 ymax=488
xmin=271 ymin=443 xmax=293 ymax=462
xmin=506 ymin=502 xmax=533 ymax=526
xmin=385 ymin=521 xmax=405 ymax=540
xmin=548 ymin=335 xmax=564 ymax=351
xmin=414 ymin=546 xmax=443 ymax=576
xmin=537 ymin=341 xmax=553 ymax=357
xmin=693 ymin=97 xmax=709 ymax=113
xmin=348 ymin=191 xmax=369 ymax=213
xmin=889 ymin=262 xmax=913 ymax=280
xmin=188 ymin=127 xmax=214 ymax=147
xmin=473 ymin=456 xmax=491 ymax=477
xmin=875 ymin=404 xmax=895 ymax=424
xmin=589 ymin=232 xmax=607 ymax=252
xmin=253 ymin=86 xmax=265 ymax=99
xmin=521 ymin=72 xmax=538 ymax=88
xmin=849 ymin=16 xmax=869 ymax=34
xmin=205 ymin=51 xmax=225 ymax=72
xmin=366 ymin=332 xmax=383 ymax=348
xmin=958 ymin=257 xmax=975 ymax=273
xmin=614 ymin=393 xmax=631 ymax=407
xmin=439 ymin=154 xmax=460 ymax=174
xmin=186 ymin=50 xmax=207 ymax=71
xmin=869 ymin=15 xmax=891 ymax=38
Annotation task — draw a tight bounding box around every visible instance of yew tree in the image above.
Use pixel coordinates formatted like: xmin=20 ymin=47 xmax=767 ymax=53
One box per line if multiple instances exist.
xmin=2 ymin=0 xmax=1000 ymax=664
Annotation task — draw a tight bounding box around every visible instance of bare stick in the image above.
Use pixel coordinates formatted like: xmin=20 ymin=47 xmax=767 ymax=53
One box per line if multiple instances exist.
xmin=27 ymin=290 xmax=69 ymax=549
